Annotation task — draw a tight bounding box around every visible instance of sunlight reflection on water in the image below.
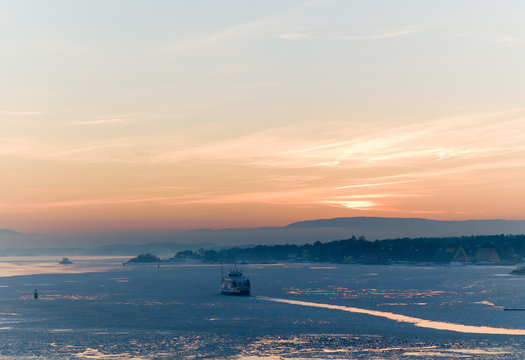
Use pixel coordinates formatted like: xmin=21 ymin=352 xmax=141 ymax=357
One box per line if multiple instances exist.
xmin=236 ymin=335 xmax=520 ymax=360
xmin=72 ymin=348 xmax=149 ymax=359
xmin=258 ymin=296 xmax=525 ymax=335
xmin=0 ymin=256 xmax=125 ymax=277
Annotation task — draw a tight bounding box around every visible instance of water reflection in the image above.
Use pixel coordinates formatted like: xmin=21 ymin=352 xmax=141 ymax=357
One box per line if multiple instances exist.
xmin=258 ymin=296 xmax=525 ymax=335
xmin=0 ymin=256 xmax=125 ymax=277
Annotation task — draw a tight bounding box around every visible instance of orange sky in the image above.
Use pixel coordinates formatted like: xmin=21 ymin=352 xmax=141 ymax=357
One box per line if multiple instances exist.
xmin=1 ymin=1 xmax=524 ymax=233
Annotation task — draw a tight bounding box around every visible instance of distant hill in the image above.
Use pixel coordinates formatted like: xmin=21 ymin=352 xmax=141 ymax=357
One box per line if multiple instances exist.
xmin=288 ymin=216 xmax=522 ymax=229
xmin=166 ymin=217 xmax=525 ymax=246
xmin=2 ymin=217 xmax=525 ymax=254
xmin=286 ymin=217 xmax=525 ymax=237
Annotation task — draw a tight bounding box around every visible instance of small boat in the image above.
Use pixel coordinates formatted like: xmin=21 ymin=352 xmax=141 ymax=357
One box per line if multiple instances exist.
xmin=59 ymin=257 xmax=73 ymax=265
xmin=221 ymin=267 xmax=250 ymax=296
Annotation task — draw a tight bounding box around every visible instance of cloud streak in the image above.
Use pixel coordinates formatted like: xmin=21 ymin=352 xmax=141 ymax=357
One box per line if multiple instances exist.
xmin=147 ymin=109 xmax=525 ymax=178
xmin=333 ymin=181 xmax=415 ymax=190
xmin=68 ymin=119 xmax=130 ymax=126
xmin=4 ymin=109 xmax=525 ymax=175
xmin=321 ymin=200 xmax=377 ymax=210
xmin=335 ymin=27 xmax=420 ymax=41
xmin=277 ymin=32 xmax=309 ymax=40
xmin=0 ymin=137 xmax=133 ymax=160
xmin=362 ymin=29 xmax=417 ymax=39
xmin=455 ymin=32 xmax=523 ymax=45
xmin=2 ymin=109 xmax=524 ymax=218
xmin=154 ymin=18 xmax=271 ymax=55
xmin=0 ymin=110 xmax=43 ymax=115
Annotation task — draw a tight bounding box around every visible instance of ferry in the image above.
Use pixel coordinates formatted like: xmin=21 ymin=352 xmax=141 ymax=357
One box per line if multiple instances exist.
xmin=221 ymin=267 xmax=250 ymax=296
xmin=59 ymin=257 xmax=73 ymax=265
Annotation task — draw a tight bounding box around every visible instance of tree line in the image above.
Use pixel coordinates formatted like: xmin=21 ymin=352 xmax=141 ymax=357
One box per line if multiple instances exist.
xmin=171 ymin=234 xmax=525 ymax=264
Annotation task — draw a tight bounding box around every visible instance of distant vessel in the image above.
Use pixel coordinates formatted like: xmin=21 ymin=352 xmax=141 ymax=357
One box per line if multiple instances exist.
xmin=59 ymin=257 xmax=73 ymax=265
xmin=221 ymin=267 xmax=250 ymax=296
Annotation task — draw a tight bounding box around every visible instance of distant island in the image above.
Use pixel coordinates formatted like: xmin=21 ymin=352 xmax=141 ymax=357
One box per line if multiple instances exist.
xmin=165 ymin=234 xmax=525 ymax=265
xmin=127 ymin=253 xmax=162 ymax=263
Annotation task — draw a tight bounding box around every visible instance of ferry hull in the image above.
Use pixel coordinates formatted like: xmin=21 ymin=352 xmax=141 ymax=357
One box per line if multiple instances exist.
xmin=221 ymin=289 xmax=251 ymax=296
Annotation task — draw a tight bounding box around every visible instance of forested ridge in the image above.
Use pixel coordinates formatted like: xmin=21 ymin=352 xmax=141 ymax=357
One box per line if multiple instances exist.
xmin=171 ymin=234 xmax=525 ymax=264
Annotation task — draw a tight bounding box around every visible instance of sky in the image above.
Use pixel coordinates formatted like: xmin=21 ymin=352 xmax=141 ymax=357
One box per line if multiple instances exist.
xmin=1 ymin=0 xmax=524 ymax=234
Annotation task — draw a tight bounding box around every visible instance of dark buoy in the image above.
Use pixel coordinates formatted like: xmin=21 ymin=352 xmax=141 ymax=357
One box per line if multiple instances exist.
xmin=34 ymin=289 xmax=38 ymax=299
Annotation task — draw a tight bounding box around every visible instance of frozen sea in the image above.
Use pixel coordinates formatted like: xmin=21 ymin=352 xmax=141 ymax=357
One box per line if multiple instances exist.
xmin=0 ymin=258 xmax=524 ymax=359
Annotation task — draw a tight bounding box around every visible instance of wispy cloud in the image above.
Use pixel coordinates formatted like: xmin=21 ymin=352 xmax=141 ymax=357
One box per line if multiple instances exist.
xmin=277 ymin=27 xmax=420 ymax=42
xmin=3 ymin=109 xmax=524 ymax=217
xmin=1 ymin=180 xmax=427 ymax=214
xmin=191 ymin=20 xmax=269 ymax=48
xmin=68 ymin=119 xmax=130 ymax=126
xmin=455 ymin=32 xmax=523 ymax=45
xmin=277 ymin=32 xmax=309 ymax=40
xmin=362 ymin=29 xmax=417 ymax=40
xmin=4 ymin=109 xmax=525 ymax=175
xmin=0 ymin=110 xmax=43 ymax=115
xmin=333 ymin=180 xmax=415 ymax=190
xmin=0 ymin=189 xmax=320 ymax=212
xmin=321 ymin=200 xmax=377 ymax=209
xmin=0 ymin=137 xmax=133 ymax=160
xmin=335 ymin=27 xmax=420 ymax=41
xmin=155 ymin=19 xmax=270 ymax=55
xmin=0 ymin=195 xmax=194 ymax=212
xmin=150 ymin=109 xmax=525 ymax=173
